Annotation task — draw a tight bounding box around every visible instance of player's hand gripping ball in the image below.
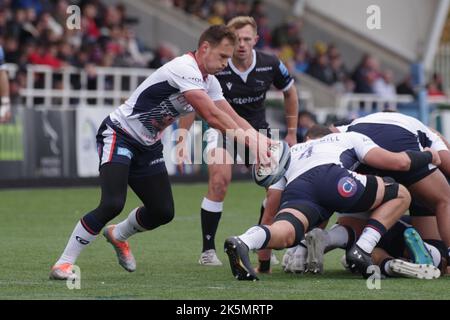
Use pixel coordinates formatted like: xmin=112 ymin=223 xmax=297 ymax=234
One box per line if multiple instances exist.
xmin=252 ymin=140 xmax=291 ymax=188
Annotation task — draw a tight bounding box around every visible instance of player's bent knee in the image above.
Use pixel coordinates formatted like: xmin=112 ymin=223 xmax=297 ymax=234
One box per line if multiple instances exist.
xmin=156 ymin=203 xmax=175 ymax=225
xmin=209 ymin=176 xmax=230 ymax=197
xmin=273 ymin=212 xmax=305 ymax=247
xmin=397 ymin=184 xmax=411 ymax=204
xmin=99 ymin=198 xmax=126 ymax=219
xmin=381 ymin=177 xmax=406 ymax=204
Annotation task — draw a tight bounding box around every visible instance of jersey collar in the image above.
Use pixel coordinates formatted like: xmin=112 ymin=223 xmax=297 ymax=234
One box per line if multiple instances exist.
xmin=187 ymin=51 xmax=208 ymax=81
xmin=228 ymin=50 xmax=256 ymax=83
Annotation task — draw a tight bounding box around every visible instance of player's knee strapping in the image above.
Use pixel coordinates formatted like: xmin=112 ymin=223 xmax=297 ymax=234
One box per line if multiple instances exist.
xmin=382 ymin=176 xmax=400 ymax=204
xmin=273 ymin=212 xmax=305 ymax=247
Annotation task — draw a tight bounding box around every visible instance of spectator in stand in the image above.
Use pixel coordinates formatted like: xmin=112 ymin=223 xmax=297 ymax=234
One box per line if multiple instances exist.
xmin=82 ymin=3 xmax=101 ymax=43
xmin=148 ymin=42 xmax=178 ymax=69
xmin=250 ymin=0 xmax=265 ymax=21
xmin=307 ymin=51 xmax=334 ymax=85
xmin=373 ymin=69 xmax=396 ymax=100
xmin=208 ymin=1 xmax=226 ymax=25
xmin=12 ymin=0 xmax=45 ymax=16
xmin=427 ymin=73 xmax=446 ymax=97
xmin=352 ymin=54 xmax=379 ymax=93
xmin=4 ymin=37 xmax=21 ymax=65
xmin=296 ymin=110 xmax=317 ymax=143
xmin=254 ymin=14 xmax=271 ymax=49
xmin=28 ymin=43 xmax=63 ymax=68
xmin=396 ymin=74 xmax=416 ymax=98
xmin=123 ymin=27 xmax=154 ymax=67
xmin=373 ymin=69 xmax=397 ymax=110
xmin=235 ymin=0 xmax=251 ymax=16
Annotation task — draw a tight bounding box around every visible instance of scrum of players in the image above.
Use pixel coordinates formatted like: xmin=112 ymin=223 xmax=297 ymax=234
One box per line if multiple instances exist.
xmin=224 ymin=111 xmax=450 ymax=281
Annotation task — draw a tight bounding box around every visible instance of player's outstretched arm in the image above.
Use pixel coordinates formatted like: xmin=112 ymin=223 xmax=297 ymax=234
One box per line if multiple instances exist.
xmin=363 ymin=147 xmax=440 ymax=172
xmin=177 ymin=112 xmax=196 ymax=132
xmin=184 ymin=89 xmax=271 ymax=165
xmin=175 ymin=113 xmax=196 ymax=174
xmin=214 ymin=99 xmax=273 ymax=147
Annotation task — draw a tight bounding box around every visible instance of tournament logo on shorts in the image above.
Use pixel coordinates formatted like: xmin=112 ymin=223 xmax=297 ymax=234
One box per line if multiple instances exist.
xmin=337 ymin=177 xmax=357 ymax=198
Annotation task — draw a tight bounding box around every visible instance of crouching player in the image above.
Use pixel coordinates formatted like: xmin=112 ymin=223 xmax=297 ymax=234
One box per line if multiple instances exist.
xmin=224 ymin=127 xmax=440 ymax=280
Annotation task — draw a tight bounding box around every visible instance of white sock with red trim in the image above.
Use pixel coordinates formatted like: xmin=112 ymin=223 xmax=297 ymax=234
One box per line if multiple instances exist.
xmin=113 ymin=207 xmax=147 ymax=241
xmin=55 ymin=221 xmax=98 ymax=266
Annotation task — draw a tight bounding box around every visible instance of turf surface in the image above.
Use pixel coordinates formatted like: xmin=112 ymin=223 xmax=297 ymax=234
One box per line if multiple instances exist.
xmin=1 ymin=182 xmax=449 ymax=299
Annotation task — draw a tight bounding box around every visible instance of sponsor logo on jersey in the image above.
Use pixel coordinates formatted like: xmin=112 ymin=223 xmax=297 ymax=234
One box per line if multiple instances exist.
xmin=231 ymin=93 xmax=265 ymax=105
xmin=117 ymin=147 xmax=133 ymax=159
xmin=216 ymin=70 xmax=232 ymax=76
xmin=255 ymin=66 xmax=272 ymax=72
xmin=255 ymin=79 xmax=265 ymax=86
xmin=183 ymin=76 xmax=203 ymax=83
xmin=149 ymin=158 xmax=165 ymax=166
xmin=226 ymin=82 xmax=232 ymax=90
xmin=76 ymin=236 xmax=90 ymax=245
xmin=337 ymin=177 xmax=358 ymax=198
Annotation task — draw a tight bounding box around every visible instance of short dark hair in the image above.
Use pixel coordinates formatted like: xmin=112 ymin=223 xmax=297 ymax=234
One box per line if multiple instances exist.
xmin=298 ymin=110 xmax=317 ymax=122
xmin=305 ymin=125 xmax=332 ymax=140
xmin=198 ymin=25 xmax=236 ymax=48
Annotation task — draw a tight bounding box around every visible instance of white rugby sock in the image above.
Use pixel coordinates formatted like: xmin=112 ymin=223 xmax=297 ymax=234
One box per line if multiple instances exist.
xmin=356 ymin=227 xmax=381 ymax=254
xmin=55 ymin=221 xmax=97 ymax=265
xmin=113 ymin=207 xmax=147 ymax=241
xmin=239 ymin=226 xmax=270 ymax=250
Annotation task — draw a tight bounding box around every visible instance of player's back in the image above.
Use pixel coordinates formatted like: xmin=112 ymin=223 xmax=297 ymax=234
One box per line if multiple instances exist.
xmin=341 ymin=112 xmax=445 ymax=152
xmin=285 ymin=132 xmax=377 ymax=184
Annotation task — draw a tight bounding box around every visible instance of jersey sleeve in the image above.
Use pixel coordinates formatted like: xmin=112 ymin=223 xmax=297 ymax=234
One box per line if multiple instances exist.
xmin=269 ymin=176 xmax=286 ymax=191
xmin=207 ymin=76 xmax=225 ymax=101
xmin=166 ymin=62 xmax=205 ymax=93
xmin=347 ymin=132 xmax=380 ymax=161
xmin=427 ymin=130 xmax=449 ymax=152
xmin=273 ymin=59 xmax=294 ymax=91
xmin=336 ymin=125 xmax=349 ymax=132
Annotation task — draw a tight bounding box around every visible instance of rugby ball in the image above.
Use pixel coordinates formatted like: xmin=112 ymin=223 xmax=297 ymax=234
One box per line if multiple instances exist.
xmin=252 ymin=140 xmax=291 ymax=188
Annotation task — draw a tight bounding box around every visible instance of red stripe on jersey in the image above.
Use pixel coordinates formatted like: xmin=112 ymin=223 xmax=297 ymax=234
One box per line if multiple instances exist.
xmin=108 ymin=131 xmax=117 ymax=162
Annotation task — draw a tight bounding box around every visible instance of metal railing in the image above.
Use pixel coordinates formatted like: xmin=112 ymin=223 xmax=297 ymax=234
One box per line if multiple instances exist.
xmin=337 ymin=93 xmax=415 ymax=117
xmin=13 ymin=64 xmax=314 ymax=110
xmin=19 ymin=64 xmax=153 ymax=108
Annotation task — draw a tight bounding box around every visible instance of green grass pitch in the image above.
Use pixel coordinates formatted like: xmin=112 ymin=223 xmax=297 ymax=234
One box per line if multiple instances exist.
xmin=1 ymin=181 xmax=449 ymax=300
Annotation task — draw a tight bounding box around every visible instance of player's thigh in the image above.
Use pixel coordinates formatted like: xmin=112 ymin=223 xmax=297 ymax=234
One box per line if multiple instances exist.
xmin=369 ymin=176 xmax=409 ymax=210
xmin=411 ymin=216 xmax=442 ymax=240
xmin=129 ymin=170 xmax=174 ymax=212
xmin=408 ymin=169 xmax=450 ymax=211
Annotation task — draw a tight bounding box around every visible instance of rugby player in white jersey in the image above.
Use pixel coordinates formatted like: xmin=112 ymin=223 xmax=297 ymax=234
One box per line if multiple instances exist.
xmin=49 ymin=25 xmax=275 ymax=280
xmin=224 ymin=126 xmax=440 ymax=280
xmin=303 ymin=112 xmax=450 ymax=275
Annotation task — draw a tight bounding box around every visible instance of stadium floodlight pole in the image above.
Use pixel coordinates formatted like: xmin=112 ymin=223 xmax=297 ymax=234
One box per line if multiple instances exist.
xmin=411 ymin=62 xmax=429 ymax=125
